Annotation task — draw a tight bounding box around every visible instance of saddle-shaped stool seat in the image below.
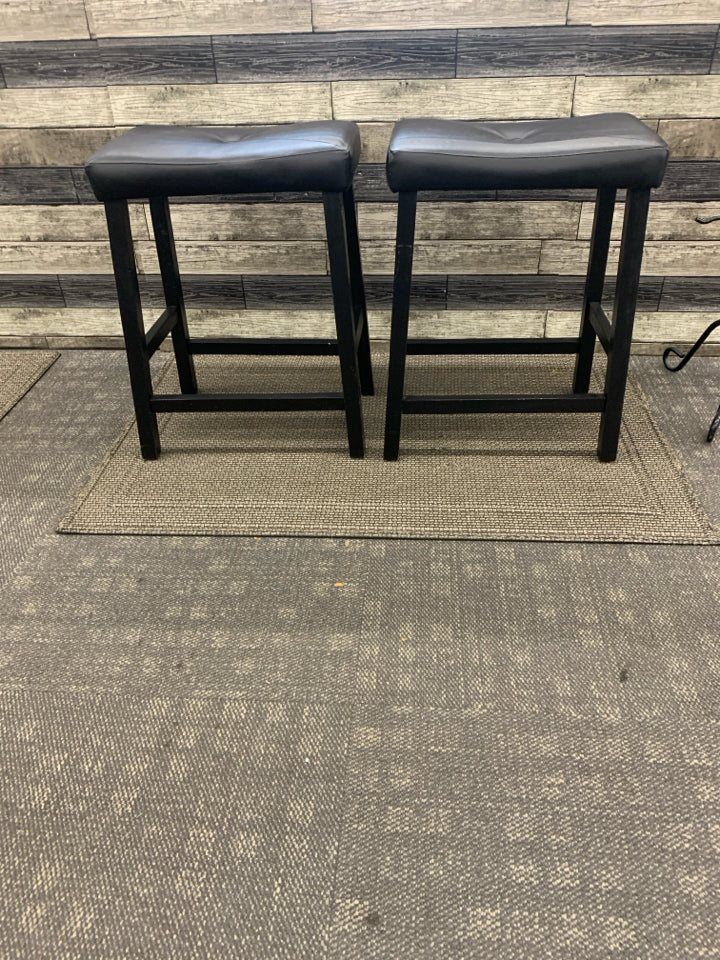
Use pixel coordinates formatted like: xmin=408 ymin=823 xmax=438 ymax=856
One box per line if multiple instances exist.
xmin=86 ymin=121 xmax=373 ymax=459
xmin=383 ymin=112 xmax=669 ymax=461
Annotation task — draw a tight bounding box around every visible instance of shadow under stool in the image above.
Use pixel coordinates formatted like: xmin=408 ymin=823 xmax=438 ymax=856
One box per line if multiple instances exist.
xmin=383 ymin=113 xmax=669 ymax=462
xmin=85 ymin=121 xmax=373 ymax=459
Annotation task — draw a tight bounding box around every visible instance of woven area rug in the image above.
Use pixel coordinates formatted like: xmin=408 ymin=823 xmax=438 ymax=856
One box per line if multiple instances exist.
xmin=60 ymin=351 xmax=718 ymax=543
xmin=0 ymin=350 xmax=58 ymax=420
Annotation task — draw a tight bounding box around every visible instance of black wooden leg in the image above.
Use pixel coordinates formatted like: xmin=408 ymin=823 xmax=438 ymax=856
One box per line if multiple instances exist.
xmin=383 ymin=191 xmax=417 ymax=461
xmin=323 ymin=192 xmax=364 ymax=458
xmin=343 ymin=186 xmax=374 ymax=396
xmin=149 ymin=196 xmax=197 ymax=394
xmin=105 ymin=199 xmax=160 ymax=460
xmin=597 ymin=188 xmax=651 ymax=462
xmin=573 ymin=186 xmax=616 ymax=393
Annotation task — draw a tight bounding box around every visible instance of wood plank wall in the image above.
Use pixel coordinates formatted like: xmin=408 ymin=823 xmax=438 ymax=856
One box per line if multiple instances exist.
xmin=1 ymin=0 xmax=720 ymax=347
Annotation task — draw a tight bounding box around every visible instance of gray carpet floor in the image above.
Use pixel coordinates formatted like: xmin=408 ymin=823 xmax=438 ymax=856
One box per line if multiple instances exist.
xmin=1 ymin=349 xmax=719 ymax=959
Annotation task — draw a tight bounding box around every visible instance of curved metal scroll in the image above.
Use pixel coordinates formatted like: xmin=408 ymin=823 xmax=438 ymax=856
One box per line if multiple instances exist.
xmin=662 ymin=319 xmax=720 ymax=442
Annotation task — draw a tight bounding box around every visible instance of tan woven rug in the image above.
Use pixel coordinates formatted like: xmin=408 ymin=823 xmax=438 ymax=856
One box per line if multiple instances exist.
xmin=60 ymin=351 xmax=718 ymax=543
xmin=0 ymin=350 xmax=58 ymax=420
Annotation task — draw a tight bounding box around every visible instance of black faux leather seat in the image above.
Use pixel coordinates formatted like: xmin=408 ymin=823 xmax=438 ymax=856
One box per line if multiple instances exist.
xmin=383 ymin=113 xmax=669 ymax=463
xmin=86 ymin=121 xmax=372 ymax=460
xmin=387 ymin=113 xmax=668 ymax=192
xmin=86 ymin=121 xmax=362 ymax=200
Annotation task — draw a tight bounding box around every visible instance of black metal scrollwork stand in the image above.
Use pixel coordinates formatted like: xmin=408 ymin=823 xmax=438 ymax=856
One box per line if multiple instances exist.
xmin=663 ymin=319 xmax=720 ymax=442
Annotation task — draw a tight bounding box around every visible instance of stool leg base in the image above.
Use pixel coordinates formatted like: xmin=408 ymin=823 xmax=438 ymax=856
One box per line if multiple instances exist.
xmin=343 ymin=187 xmax=374 ymax=397
xmin=597 ymin=188 xmax=650 ymax=461
xmin=383 ymin=191 xmax=417 ymax=461
xmin=324 ymin=191 xmax=365 ymax=458
xmin=573 ymin=186 xmax=616 ymax=394
xmin=149 ymin=197 xmax=197 ymax=395
xmin=105 ymin=199 xmax=161 ymax=459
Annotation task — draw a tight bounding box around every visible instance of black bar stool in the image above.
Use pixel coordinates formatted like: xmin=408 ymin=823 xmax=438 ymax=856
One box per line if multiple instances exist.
xmin=383 ymin=113 xmax=669 ymax=461
xmin=85 ymin=122 xmax=373 ymax=459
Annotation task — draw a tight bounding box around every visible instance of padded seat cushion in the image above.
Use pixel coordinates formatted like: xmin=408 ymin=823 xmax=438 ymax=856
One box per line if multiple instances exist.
xmin=86 ymin=121 xmax=362 ymax=201
xmin=386 ymin=113 xmax=669 ymax=192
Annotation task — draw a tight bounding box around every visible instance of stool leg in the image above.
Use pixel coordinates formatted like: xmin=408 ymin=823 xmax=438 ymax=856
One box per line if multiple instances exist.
xmin=105 ymin=199 xmax=161 ymax=460
xmin=598 ymin=187 xmax=651 ymax=462
xmin=149 ymin=197 xmax=197 ymax=394
xmin=383 ymin=191 xmax=418 ymax=461
xmin=323 ymin=191 xmax=364 ymax=458
xmin=343 ymin=186 xmax=374 ymax=396
xmin=573 ymin=186 xmax=616 ymax=393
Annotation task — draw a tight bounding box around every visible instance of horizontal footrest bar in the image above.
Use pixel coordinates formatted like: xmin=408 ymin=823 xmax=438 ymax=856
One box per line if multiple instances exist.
xmin=402 ymin=393 xmax=606 ymax=414
xmin=405 ymin=337 xmax=581 ymax=355
xmin=150 ymin=392 xmax=345 ymax=413
xmin=146 ymin=306 xmax=178 ymax=356
xmin=589 ymin=302 xmax=613 ymax=352
xmin=187 ymin=337 xmax=338 ymax=356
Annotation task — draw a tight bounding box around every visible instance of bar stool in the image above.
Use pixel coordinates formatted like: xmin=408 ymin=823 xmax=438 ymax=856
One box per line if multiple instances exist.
xmin=85 ymin=122 xmax=373 ymax=459
xmin=383 ymin=113 xmax=669 ymax=461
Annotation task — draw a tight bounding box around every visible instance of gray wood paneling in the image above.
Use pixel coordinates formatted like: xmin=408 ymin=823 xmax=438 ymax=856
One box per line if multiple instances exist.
xmin=0 ymin=40 xmax=104 ymax=86
xmin=660 ymin=277 xmax=720 ymax=310
xmin=0 ymin=167 xmax=79 ymax=203
xmin=578 ymin=201 xmax=720 ymax=241
xmin=243 ymin=275 xmax=447 ymax=308
xmin=214 ymin=30 xmax=457 ymax=82
xmin=447 ymin=275 xmax=663 ymax=309
xmin=0 ymin=274 xmax=64 ymax=306
xmin=458 ymin=26 xmax=716 ymax=77
xmin=99 ymin=37 xmax=216 ymax=85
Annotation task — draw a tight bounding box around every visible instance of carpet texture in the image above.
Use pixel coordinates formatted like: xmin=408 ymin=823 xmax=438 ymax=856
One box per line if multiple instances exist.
xmin=60 ymin=351 xmax=717 ymax=544
xmin=0 ymin=350 xmax=58 ymax=420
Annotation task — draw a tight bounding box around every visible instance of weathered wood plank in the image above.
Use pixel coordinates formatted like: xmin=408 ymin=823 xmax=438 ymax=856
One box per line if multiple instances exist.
xmin=1 ymin=0 xmax=90 ymax=41
xmin=657 ymin=120 xmax=720 ymax=159
xmin=0 ymin=167 xmax=79 ymax=203
xmin=458 ymin=26 xmax=716 ymax=76
xmin=547 ymin=310 xmax=720 ymax=344
xmin=574 ymin=76 xmax=720 ymax=119
xmin=312 ymin=0 xmax=567 ymax=31
xmin=568 ymin=0 xmax=720 ymax=26
xmin=0 ymin=306 xmax=121 ymax=336
xmin=135 ymin=241 xmax=328 ymax=276
xmin=0 ymin=40 xmax=104 ymax=87
xmin=108 ymin=82 xmax=332 ymax=125
xmin=0 ymin=274 xmax=64 ymax=306
xmin=86 ymin=0 xmax=312 ymax=38
xmin=243 ymin=275 xmax=447 ymax=308
xmin=578 ymin=201 xmax=720 ymax=241
xmin=99 ymin=37 xmax=216 ymax=85
xmin=0 ymin=87 xmax=113 ymax=127
xmin=447 ymin=275 xmax=662 ymax=309
xmin=540 ymin=240 xmax=720 ymax=276
xmin=214 ymin=30 xmax=456 ymax=82
xmin=660 ymin=277 xmax=720 ymax=310
xmin=0 ymin=127 xmax=117 ymax=165
xmin=332 ymin=78 xmax=575 ymax=121
xmin=0 ymin=242 xmax=113 ymax=273
xmin=359 ymin=201 xmax=581 ymax=239
xmin=0 ymin=203 xmax=148 ymax=240
xmin=655 ymin=160 xmax=720 ymax=201
xmin=359 ymin=123 xmax=394 ymax=163
xmin=60 ymin=273 xmax=247 ymax=308
xmin=362 ymin=240 xmax=541 ymax=274
xmin=167 ymin=204 xmax=327 ymax=241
